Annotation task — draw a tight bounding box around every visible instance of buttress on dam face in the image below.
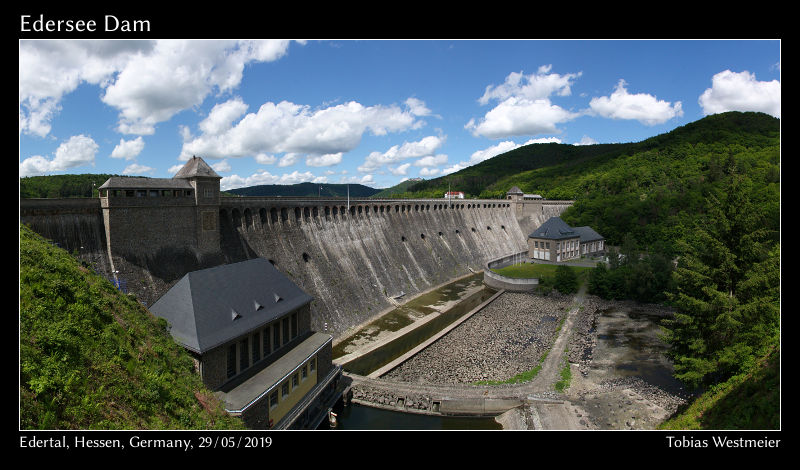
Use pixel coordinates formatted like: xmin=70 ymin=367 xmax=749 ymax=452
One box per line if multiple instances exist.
xmin=20 ymin=157 xmax=572 ymax=340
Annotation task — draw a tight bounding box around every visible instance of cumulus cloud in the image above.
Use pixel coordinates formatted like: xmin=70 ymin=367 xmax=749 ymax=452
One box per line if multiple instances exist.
xmin=181 ymin=99 xmax=424 ymax=162
xmin=110 ymin=136 xmax=145 ymax=160
xmin=588 ymin=79 xmax=683 ymax=125
xmin=306 ymin=153 xmax=343 ymax=167
xmin=221 ymin=169 xmax=327 ymax=191
xmin=254 ymin=153 xmax=277 ymax=165
xmin=199 ymin=98 xmax=249 ymax=135
xmin=468 ymin=66 xmax=581 ymax=139
xmin=20 ymin=134 xmax=99 ymax=176
xmin=122 ymin=163 xmax=155 ymax=175
xmin=358 ymin=135 xmax=445 ymax=172
xmin=19 ymin=40 xmax=293 ymax=137
xmin=574 ymin=135 xmax=598 ymax=146
xmin=389 ymin=163 xmax=412 ymax=176
xmin=698 ymin=70 xmax=780 ymax=118
xmin=413 ymin=154 xmax=448 ymax=167
xmin=478 ymin=65 xmax=581 ymax=105
xmin=211 ymin=159 xmax=231 ymax=173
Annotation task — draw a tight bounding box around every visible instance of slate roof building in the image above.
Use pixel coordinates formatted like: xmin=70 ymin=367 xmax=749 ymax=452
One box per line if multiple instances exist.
xmin=149 ymin=257 xmax=342 ymax=429
xmin=527 ymin=217 xmax=605 ymax=262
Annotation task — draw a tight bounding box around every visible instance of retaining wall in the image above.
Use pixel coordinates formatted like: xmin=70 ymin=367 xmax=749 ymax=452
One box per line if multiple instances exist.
xmin=483 ymin=251 xmax=539 ymax=292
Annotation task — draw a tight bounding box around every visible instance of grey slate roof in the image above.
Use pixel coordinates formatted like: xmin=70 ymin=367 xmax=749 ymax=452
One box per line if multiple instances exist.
xmin=507 ymin=186 xmax=524 ymax=194
xmin=148 ymin=258 xmax=313 ymax=354
xmin=98 ymin=177 xmax=192 ymax=190
xmin=528 ymin=217 xmax=578 ymax=240
xmin=573 ymin=226 xmax=604 ymax=243
xmin=174 ymin=155 xmax=221 ymax=179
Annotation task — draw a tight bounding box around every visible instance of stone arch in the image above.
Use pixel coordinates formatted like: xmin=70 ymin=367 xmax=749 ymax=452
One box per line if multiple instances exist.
xmin=294 ymin=207 xmax=301 ymax=221
xmin=304 ymin=207 xmax=311 ymax=219
xmin=259 ymin=208 xmax=267 ymax=226
xmin=332 ymin=206 xmax=339 ymax=217
xmin=270 ymin=207 xmax=278 ymax=224
xmin=281 ymin=207 xmax=288 ymax=222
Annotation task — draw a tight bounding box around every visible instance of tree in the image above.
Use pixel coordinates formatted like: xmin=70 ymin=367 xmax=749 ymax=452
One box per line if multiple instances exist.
xmin=553 ymin=265 xmax=578 ymax=294
xmin=661 ymin=174 xmax=779 ymax=390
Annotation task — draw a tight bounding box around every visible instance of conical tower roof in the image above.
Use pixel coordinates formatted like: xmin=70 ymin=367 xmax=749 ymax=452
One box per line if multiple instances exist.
xmin=507 ymin=186 xmax=523 ymax=194
xmin=173 ymin=156 xmax=221 ymax=179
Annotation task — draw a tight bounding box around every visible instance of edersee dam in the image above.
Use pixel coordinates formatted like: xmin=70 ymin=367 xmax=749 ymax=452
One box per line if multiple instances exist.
xmin=19 ymin=156 xmax=572 ymax=340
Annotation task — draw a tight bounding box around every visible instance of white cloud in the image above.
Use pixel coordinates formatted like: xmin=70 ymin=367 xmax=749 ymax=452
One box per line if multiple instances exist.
xmin=467 ymin=96 xmax=578 ymax=138
xmin=389 ymin=163 xmax=411 ymax=175
xmin=478 ymin=65 xmax=581 ymax=105
xmin=110 ymin=136 xmax=145 ymax=160
xmin=413 ymin=154 xmax=448 ymax=167
xmin=574 ymin=135 xmax=598 ymax=146
xmin=122 ymin=163 xmax=155 ymax=175
xmin=306 ymin=153 xmax=343 ymax=167
xmin=19 ymin=40 xmax=154 ymax=137
xmin=419 ymin=167 xmax=440 ymax=176
xmin=220 ymin=169 xmax=326 ymax=191
xmin=181 ymin=99 xmax=423 ymax=161
xmin=20 ymin=134 xmax=99 ymax=176
xmin=168 ymin=164 xmax=184 ymax=174
xmin=199 ymin=98 xmax=249 ymax=135
xmin=698 ymin=70 xmax=780 ymax=118
xmin=358 ymin=135 xmax=445 ymax=172
xmin=19 ymin=40 xmax=293 ymax=138
xmin=468 ymin=66 xmax=582 ymax=139
xmin=211 ymin=159 xmax=231 ymax=173
xmin=588 ymin=79 xmax=683 ymax=125
xmin=278 ymin=153 xmax=300 ymax=167
xmin=405 ymin=97 xmax=434 ymax=117
xmin=254 ymin=153 xmax=277 ymax=165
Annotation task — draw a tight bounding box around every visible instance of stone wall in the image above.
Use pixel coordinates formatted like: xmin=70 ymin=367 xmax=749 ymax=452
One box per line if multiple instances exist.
xmin=19 ymin=196 xmax=570 ymax=340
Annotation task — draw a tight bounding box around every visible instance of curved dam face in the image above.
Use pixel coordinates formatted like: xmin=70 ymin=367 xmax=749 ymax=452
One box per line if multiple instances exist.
xmin=20 ymin=196 xmax=570 ymax=339
xmin=218 ymin=199 xmax=527 ymax=337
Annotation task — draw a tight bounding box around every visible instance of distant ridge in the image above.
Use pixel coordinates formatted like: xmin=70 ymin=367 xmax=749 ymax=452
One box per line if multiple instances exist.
xmin=225 ymin=182 xmax=381 ymax=198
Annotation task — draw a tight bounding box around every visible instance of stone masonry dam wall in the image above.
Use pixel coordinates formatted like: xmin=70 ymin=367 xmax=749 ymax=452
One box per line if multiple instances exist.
xmin=20 ymin=197 xmax=570 ymax=340
xmin=217 ymin=198 xmax=527 ymax=338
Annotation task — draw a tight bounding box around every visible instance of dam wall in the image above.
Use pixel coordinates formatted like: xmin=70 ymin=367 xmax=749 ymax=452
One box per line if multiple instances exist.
xmin=217 ymin=198 xmax=527 ymax=337
xmin=20 ymin=198 xmax=115 ymax=277
xmin=20 ymin=195 xmax=571 ymax=339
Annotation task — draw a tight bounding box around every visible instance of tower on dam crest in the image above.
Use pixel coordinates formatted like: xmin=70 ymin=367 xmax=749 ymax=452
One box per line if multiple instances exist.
xmin=98 ymin=156 xmax=222 ymax=260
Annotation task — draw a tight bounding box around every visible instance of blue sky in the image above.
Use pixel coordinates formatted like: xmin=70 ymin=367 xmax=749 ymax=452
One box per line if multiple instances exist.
xmin=19 ymin=39 xmax=781 ymax=190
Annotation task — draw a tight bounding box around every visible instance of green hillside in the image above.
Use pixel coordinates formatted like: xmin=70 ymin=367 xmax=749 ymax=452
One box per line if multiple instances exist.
xmin=404 ymin=112 xmax=780 ymax=251
xmin=19 ymin=224 xmax=245 ymax=430
xmin=370 ymin=178 xmax=425 ymax=198
xmin=226 ymin=182 xmax=380 ymax=198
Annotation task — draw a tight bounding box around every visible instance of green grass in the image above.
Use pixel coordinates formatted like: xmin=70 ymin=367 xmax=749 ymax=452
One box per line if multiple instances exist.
xmin=554 ymin=351 xmax=572 ymax=393
xmin=474 ymin=351 xmax=548 ymax=386
xmin=491 ymin=263 xmax=592 ymax=280
xmin=19 ymin=224 xmax=246 ymax=430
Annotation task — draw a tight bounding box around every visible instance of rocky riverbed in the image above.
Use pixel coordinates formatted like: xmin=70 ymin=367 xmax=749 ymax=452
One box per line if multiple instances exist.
xmin=373 ymin=290 xmax=690 ymax=429
xmin=382 ymin=291 xmax=574 ymax=385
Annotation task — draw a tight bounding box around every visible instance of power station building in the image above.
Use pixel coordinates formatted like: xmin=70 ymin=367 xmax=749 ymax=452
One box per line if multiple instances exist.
xmin=527 ymin=216 xmax=605 ymax=263
xmin=148 ymin=257 xmax=342 ymax=429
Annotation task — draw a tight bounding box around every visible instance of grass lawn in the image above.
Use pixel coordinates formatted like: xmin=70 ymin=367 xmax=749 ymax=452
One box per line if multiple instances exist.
xmin=491 ymin=262 xmax=593 ymax=279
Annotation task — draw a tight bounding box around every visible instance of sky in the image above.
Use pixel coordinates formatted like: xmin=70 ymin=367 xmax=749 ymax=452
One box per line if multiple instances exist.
xmin=19 ymin=39 xmax=781 ymax=191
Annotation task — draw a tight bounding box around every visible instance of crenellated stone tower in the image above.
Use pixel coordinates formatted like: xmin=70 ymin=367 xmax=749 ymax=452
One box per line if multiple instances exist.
xmin=98 ymin=156 xmax=222 ymax=268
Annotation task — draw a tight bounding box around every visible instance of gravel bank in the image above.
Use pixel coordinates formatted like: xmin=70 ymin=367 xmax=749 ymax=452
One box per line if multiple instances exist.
xmin=383 ymin=291 xmax=573 ymax=385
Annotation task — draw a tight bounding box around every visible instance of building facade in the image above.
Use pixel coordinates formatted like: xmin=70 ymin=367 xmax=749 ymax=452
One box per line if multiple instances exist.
xmin=527 ymin=216 xmax=605 ymax=262
xmin=148 ymin=257 xmax=341 ymax=429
